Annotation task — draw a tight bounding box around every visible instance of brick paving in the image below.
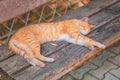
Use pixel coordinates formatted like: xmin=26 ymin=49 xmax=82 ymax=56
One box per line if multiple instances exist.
xmin=60 ymin=41 xmax=120 ymax=80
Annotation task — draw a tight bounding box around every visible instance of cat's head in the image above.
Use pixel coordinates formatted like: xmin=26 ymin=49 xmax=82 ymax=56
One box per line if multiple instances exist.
xmin=76 ymin=17 xmax=94 ymax=35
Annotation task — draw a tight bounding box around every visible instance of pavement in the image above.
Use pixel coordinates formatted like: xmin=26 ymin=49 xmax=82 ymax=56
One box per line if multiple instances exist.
xmin=60 ymin=41 xmax=120 ymax=80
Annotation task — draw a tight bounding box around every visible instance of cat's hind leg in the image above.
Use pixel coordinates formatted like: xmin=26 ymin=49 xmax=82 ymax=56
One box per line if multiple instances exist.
xmin=25 ymin=52 xmax=46 ymax=67
xmin=9 ymin=40 xmax=45 ymax=67
xmin=30 ymin=41 xmax=55 ymax=62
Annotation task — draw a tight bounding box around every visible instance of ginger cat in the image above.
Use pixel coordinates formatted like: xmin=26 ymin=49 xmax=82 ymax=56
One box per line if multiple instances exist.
xmin=8 ymin=17 xmax=105 ymax=67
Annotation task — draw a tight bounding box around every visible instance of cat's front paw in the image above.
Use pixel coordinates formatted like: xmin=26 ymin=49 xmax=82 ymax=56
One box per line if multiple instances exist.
xmin=98 ymin=44 xmax=105 ymax=49
xmin=47 ymin=58 xmax=55 ymax=62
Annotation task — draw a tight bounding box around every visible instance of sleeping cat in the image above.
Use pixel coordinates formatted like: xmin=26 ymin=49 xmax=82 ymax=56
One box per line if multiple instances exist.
xmin=8 ymin=17 xmax=105 ymax=67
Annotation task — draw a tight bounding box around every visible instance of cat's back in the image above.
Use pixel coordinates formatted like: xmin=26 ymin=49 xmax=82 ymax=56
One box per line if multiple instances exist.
xmin=10 ymin=24 xmax=38 ymax=41
xmin=10 ymin=22 xmax=56 ymax=40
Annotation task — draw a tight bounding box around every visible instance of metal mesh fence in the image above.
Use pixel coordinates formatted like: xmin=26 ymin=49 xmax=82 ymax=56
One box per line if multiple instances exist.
xmin=0 ymin=0 xmax=89 ymax=42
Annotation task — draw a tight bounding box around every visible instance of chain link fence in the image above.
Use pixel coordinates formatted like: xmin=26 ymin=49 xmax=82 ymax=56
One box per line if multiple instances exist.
xmin=0 ymin=0 xmax=89 ymax=43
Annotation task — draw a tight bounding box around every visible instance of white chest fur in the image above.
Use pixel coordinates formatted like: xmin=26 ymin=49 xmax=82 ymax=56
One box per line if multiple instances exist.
xmin=59 ymin=34 xmax=86 ymax=45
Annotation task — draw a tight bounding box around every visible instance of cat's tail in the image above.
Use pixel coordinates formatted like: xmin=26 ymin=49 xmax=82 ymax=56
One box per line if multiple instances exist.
xmin=8 ymin=39 xmax=29 ymax=58
xmin=8 ymin=39 xmax=45 ymax=67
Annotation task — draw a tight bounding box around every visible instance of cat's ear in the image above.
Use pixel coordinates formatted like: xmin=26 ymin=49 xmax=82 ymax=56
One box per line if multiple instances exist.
xmin=81 ymin=17 xmax=89 ymax=22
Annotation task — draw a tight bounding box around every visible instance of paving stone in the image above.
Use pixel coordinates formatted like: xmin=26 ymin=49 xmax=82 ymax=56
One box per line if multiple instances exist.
xmin=61 ymin=42 xmax=120 ymax=80
xmin=110 ymin=68 xmax=120 ymax=78
xmin=69 ymin=62 xmax=97 ymax=80
xmin=108 ymin=55 xmax=120 ymax=66
xmin=60 ymin=74 xmax=76 ymax=80
xmin=103 ymin=73 xmax=119 ymax=80
xmin=82 ymin=73 xmax=98 ymax=80
xmin=90 ymin=51 xmax=117 ymax=66
xmin=107 ymin=41 xmax=120 ymax=54
xmin=89 ymin=61 xmax=118 ymax=79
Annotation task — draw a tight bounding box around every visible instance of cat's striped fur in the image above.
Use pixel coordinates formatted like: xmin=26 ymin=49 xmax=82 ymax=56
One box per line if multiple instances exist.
xmin=8 ymin=17 xmax=105 ymax=67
